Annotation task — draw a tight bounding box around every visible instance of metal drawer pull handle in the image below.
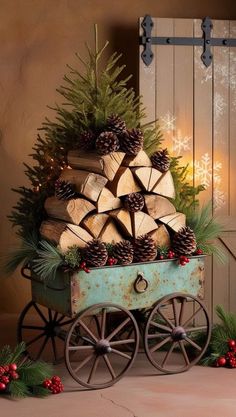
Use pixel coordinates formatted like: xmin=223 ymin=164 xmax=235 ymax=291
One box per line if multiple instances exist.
xmin=134 ymin=274 xmax=149 ymax=293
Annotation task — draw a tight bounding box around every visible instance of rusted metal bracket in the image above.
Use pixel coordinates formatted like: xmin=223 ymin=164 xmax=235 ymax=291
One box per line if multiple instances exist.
xmin=140 ymin=15 xmax=236 ymax=67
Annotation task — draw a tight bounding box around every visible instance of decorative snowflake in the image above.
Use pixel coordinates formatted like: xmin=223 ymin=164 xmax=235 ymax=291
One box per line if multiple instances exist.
xmin=160 ymin=111 xmax=176 ymax=133
xmin=213 ymin=189 xmax=226 ymax=211
xmin=195 ymin=153 xmax=222 ymax=188
xmin=172 ymin=130 xmax=191 ymax=156
xmin=214 ymin=93 xmax=226 ymax=119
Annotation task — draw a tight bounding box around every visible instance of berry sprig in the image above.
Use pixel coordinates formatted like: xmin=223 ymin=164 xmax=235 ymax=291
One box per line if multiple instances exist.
xmin=178 ymin=255 xmax=190 ymax=267
xmin=215 ymin=339 xmax=236 ymax=368
xmin=157 ymin=247 xmax=176 ymax=261
xmin=0 ymin=363 xmax=19 ymax=392
xmin=195 ymin=248 xmax=203 ymax=255
xmin=43 ymin=376 xmax=64 ymax=394
xmin=79 ymin=261 xmax=90 ymax=273
xmin=107 ymin=257 xmax=118 ymax=266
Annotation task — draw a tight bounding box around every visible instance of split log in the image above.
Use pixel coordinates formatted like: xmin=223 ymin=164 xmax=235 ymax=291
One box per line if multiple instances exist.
xmin=151 ymin=170 xmax=176 ymax=199
xmin=67 ymin=150 xmax=125 ymax=181
xmin=132 ymin=167 xmax=162 ymax=191
xmin=110 ymin=209 xmax=158 ymax=238
xmin=149 ymin=225 xmax=171 ymax=248
xmin=98 ymin=219 xmax=123 ymax=244
xmin=123 ymin=150 xmax=152 ymax=167
xmin=144 ymin=194 xmax=176 ymax=219
xmin=44 ymin=196 xmax=95 ymax=225
xmin=159 ymin=212 xmax=186 ymax=232
xmin=40 ymin=220 xmax=93 ymax=252
xmin=60 ymin=168 xmax=107 ymax=202
xmin=96 ymin=188 xmax=122 ymax=213
xmin=82 ymin=213 xmax=109 ymax=238
xmin=108 ymin=167 xmax=141 ymax=197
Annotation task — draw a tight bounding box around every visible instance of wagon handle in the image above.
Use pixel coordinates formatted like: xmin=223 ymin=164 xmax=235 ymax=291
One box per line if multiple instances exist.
xmin=20 ymin=266 xmax=69 ymax=292
xmin=134 ymin=273 xmax=149 ymax=293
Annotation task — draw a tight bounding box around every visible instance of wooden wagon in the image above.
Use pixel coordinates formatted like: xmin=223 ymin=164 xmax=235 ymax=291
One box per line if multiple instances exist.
xmin=18 ymin=256 xmax=211 ymax=389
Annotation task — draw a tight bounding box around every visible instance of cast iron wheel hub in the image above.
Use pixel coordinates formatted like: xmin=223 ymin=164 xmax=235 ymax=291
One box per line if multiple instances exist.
xmin=95 ymin=339 xmax=112 ymax=355
xmin=171 ymin=326 xmax=187 ymax=341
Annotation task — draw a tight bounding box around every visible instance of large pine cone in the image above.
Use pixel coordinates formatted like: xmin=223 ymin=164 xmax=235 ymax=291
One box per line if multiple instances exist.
xmin=172 ymin=226 xmax=197 ymax=256
xmin=151 ymin=148 xmax=170 ymax=172
xmin=124 ymin=193 xmax=145 ymax=212
xmin=83 ymin=239 xmax=108 ymax=267
xmin=55 ymin=179 xmax=77 ymax=200
xmin=120 ymin=128 xmax=144 ymax=156
xmin=107 ymin=114 xmax=126 ymax=136
xmin=134 ymin=234 xmax=157 ymax=262
xmin=95 ymin=131 xmax=120 ymax=155
xmin=77 ymin=130 xmax=95 ymax=150
xmin=113 ymin=240 xmax=134 ymax=265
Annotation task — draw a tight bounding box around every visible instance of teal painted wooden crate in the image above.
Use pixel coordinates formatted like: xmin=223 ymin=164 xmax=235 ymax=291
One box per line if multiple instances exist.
xmin=31 ymin=256 xmax=205 ymax=317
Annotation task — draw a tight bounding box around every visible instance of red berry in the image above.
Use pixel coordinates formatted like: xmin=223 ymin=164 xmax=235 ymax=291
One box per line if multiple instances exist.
xmin=10 ymin=371 xmax=19 ymax=380
xmin=196 ymin=248 xmax=203 ymax=255
xmin=0 ymin=376 xmax=9 ymax=384
xmin=80 ymin=261 xmax=86 ymax=268
xmin=84 ymin=267 xmax=90 ymax=273
xmin=43 ymin=379 xmax=52 ymax=389
xmin=52 ymin=376 xmax=61 ymax=384
xmin=0 ymin=367 xmax=5 ymax=376
xmin=217 ymin=356 xmax=226 ymax=367
xmin=3 ymin=366 xmax=9 ymax=373
xmin=0 ymin=382 xmax=6 ymax=391
xmin=228 ymin=339 xmax=236 ymax=349
xmin=181 ymin=261 xmax=186 ymax=266
xmin=159 ymin=255 xmax=164 ymax=260
xmin=9 ymin=363 xmax=17 ymax=371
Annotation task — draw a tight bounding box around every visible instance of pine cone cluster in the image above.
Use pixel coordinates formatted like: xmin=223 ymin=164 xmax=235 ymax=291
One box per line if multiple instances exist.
xmin=77 ymin=130 xmax=95 ymax=150
xmin=83 ymin=239 xmax=108 ymax=267
xmin=113 ymin=240 xmax=134 ymax=265
xmin=120 ymin=128 xmax=144 ymax=156
xmin=172 ymin=226 xmax=197 ymax=256
xmin=151 ymin=148 xmax=170 ymax=172
xmin=55 ymin=179 xmax=77 ymax=200
xmin=107 ymin=114 xmax=126 ymax=135
xmin=95 ymin=131 xmax=120 ymax=155
xmin=124 ymin=193 xmax=145 ymax=212
xmin=134 ymin=234 xmax=157 ymax=262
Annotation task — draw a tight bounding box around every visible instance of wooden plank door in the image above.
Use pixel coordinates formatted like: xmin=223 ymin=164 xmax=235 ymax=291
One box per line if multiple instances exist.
xmin=139 ymin=17 xmax=236 ymax=321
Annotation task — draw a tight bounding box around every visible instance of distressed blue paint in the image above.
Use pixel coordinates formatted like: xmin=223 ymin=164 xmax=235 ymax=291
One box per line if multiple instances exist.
xmin=31 ymin=257 xmax=205 ymax=317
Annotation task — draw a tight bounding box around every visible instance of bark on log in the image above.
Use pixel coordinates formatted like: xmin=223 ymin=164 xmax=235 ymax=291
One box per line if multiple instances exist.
xmin=44 ymin=196 xmax=95 ymax=225
xmin=144 ymin=194 xmax=176 ymax=219
xmin=108 ymin=167 xmax=141 ymax=197
xmin=67 ymin=150 xmax=125 ymax=181
xmin=60 ymin=168 xmax=107 ymax=202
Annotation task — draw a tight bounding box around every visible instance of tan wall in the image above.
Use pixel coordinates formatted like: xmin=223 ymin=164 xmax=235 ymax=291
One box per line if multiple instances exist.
xmin=0 ymin=0 xmax=235 ymax=313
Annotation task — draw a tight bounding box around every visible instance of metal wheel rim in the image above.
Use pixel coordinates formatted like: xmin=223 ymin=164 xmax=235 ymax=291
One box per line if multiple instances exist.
xmin=144 ymin=293 xmax=211 ymax=374
xmin=17 ymin=300 xmax=74 ymax=364
xmin=65 ymin=303 xmax=139 ymax=389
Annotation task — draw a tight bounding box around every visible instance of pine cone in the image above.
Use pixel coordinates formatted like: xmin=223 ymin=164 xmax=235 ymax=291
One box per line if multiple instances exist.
xmin=124 ymin=193 xmax=145 ymax=212
xmin=77 ymin=130 xmax=95 ymax=150
xmin=172 ymin=226 xmax=197 ymax=256
xmin=113 ymin=240 xmax=134 ymax=265
xmin=134 ymin=234 xmax=157 ymax=262
xmin=120 ymin=128 xmax=144 ymax=156
xmin=106 ymin=114 xmax=126 ymax=136
xmin=151 ymin=148 xmax=170 ymax=173
xmin=55 ymin=179 xmax=77 ymax=200
xmin=83 ymin=239 xmax=108 ymax=267
xmin=95 ymin=131 xmax=120 ymax=155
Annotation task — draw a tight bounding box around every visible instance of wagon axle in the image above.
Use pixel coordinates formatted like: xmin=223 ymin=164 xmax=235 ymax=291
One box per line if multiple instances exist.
xmin=171 ymin=326 xmax=187 ymax=341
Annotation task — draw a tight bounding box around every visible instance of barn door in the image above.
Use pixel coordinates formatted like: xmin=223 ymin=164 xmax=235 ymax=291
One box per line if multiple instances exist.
xmin=139 ymin=17 xmax=236 ymax=320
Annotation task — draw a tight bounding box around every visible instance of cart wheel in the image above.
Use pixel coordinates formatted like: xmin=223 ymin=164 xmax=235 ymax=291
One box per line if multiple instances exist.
xmin=17 ymin=301 xmax=75 ymax=364
xmin=144 ymin=293 xmax=211 ymax=374
xmin=65 ymin=303 xmax=139 ymax=389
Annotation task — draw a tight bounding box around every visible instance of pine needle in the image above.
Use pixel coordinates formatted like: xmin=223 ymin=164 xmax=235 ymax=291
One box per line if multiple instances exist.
xmin=32 ymin=240 xmax=63 ymax=281
xmin=3 ymin=231 xmax=38 ymax=274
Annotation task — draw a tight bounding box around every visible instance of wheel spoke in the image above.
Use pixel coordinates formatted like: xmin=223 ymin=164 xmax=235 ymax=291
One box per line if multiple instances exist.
xmin=74 ymin=353 xmax=95 ymax=373
xmin=157 ymin=309 xmax=175 ymax=329
xmin=87 ymin=356 xmax=100 ymax=384
xmin=101 ymin=308 xmax=106 ymax=339
xmin=161 ymin=342 xmax=176 ymax=367
xmin=109 ymin=339 xmax=135 ymax=346
xmin=69 ymin=345 xmax=94 ymax=351
xmin=179 ymin=298 xmax=186 ymax=325
xmin=36 ymin=335 xmax=49 ymax=360
xmin=59 ymin=319 xmax=75 ymax=327
xmin=147 ymin=333 xmax=170 ymax=339
xmin=107 ymin=317 xmax=131 ymax=341
xmin=182 ymin=306 xmax=202 ymax=328
xmin=185 ymin=336 xmax=202 ymax=351
xmin=21 ymin=325 xmax=45 ymax=330
xmin=53 ymin=312 xmax=58 ymax=322
xmin=33 ymin=303 xmax=48 ymax=324
xmin=172 ymin=298 xmax=179 ymax=326
xmin=78 ymin=319 xmax=98 ymax=342
xmin=178 ymin=340 xmax=190 ymax=365
xmin=57 ymin=315 xmax=66 ymax=324
xmin=185 ymin=326 xmax=207 ymax=333
xmin=26 ymin=332 xmax=46 ymax=347
xmin=150 ymin=336 xmax=172 ymax=353
xmin=150 ymin=320 xmax=172 ymax=333
xmin=111 ymin=348 xmax=131 ymax=360
xmin=51 ymin=335 xmax=58 ymax=362
xmin=103 ymin=354 xmax=116 ymax=379
xmin=48 ymin=308 xmax=53 ymax=322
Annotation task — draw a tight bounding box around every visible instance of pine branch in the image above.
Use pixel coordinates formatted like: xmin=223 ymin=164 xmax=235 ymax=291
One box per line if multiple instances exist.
xmin=32 ymin=240 xmax=63 ymax=281
xmin=3 ymin=231 xmax=39 ymax=274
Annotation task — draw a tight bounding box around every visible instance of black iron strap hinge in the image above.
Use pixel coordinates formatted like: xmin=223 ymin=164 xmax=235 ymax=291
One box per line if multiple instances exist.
xmin=140 ymin=15 xmax=236 ymax=67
